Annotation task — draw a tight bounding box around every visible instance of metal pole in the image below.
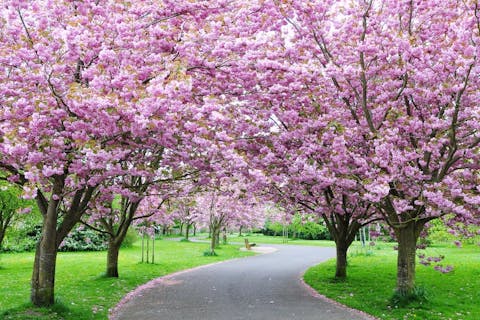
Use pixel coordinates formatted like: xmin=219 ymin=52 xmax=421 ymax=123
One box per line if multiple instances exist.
xmin=152 ymin=228 xmax=155 ymax=264
xmin=141 ymin=231 xmax=145 ymax=263
xmin=146 ymin=233 xmax=150 ymax=263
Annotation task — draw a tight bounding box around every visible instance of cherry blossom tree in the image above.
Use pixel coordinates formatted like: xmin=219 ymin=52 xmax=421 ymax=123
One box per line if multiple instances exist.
xmin=231 ymin=0 xmax=480 ymax=295
xmin=171 ymin=196 xmax=198 ymax=240
xmin=0 ymin=0 xmax=231 ymax=306
xmin=197 ymin=0 xmax=480 ymax=293
xmin=194 ymin=176 xmax=260 ymax=255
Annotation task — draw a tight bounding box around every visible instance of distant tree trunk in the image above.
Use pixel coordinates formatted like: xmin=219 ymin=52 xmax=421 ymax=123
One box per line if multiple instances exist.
xmin=185 ymin=223 xmax=191 ymax=240
xmin=106 ymin=239 xmax=121 ymax=277
xmin=0 ymin=213 xmax=15 ymax=250
xmin=222 ymin=227 xmax=227 ymax=244
xmin=323 ymin=210 xmax=361 ymax=280
xmin=239 ymin=225 xmax=243 ymax=237
xmin=0 ymin=226 xmax=6 ymax=250
xmin=179 ymin=223 xmax=183 ymax=236
xmin=193 ymin=224 xmax=196 ymax=236
xmin=209 ymin=226 xmax=219 ymax=255
xmin=215 ymin=229 xmax=220 ymax=248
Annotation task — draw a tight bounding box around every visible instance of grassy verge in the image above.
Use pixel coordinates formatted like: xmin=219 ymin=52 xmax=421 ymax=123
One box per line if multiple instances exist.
xmin=0 ymin=240 xmax=253 ymax=319
xmin=304 ymin=241 xmax=480 ymax=320
xmin=226 ymin=233 xmax=335 ymax=246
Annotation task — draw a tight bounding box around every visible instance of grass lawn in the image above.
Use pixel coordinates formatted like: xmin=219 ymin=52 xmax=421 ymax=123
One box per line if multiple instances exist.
xmin=225 ymin=233 xmax=336 ymax=247
xmin=0 ymin=239 xmax=253 ymax=319
xmin=304 ymin=241 xmax=480 ymax=320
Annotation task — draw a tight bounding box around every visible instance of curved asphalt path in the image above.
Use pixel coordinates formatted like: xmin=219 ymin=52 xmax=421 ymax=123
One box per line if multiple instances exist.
xmin=111 ymin=244 xmax=373 ymax=320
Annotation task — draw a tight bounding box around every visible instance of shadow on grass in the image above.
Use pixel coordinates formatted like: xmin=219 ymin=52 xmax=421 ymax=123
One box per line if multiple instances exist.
xmin=327 ymin=277 xmax=348 ymax=284
xmin=1 ymin=301 xmax=73 ymax=320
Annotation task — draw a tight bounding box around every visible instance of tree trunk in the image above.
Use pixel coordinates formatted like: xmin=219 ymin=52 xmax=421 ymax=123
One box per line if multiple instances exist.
xmin=31 ymin=212 xmax=58 ymax=306
xmin=322 ymin=211 xmax=360 ymax=280
xmin=193 ymin=224 xmax=196 ymax=236
xmin=335 ymin=244 xmax=348 ymax=279
xmin=0 ymin=227 xmax=5 ymax=250
xmin=395 ymin=222 xmax=420 ymax=296
xmin=215 ymin=230 xmax=220 ymax=248
xmin=209 ymin=227 xmax=218 ymax=255
xmin=185 ymin=223 xmax=190 ymax=240
xmin=106 ymin=240 xmax=121 ymax=277
xmin=222 ymin=227 xmax=227 ymax=244
xmin=239 ymin=225 xmax=243 ymax=237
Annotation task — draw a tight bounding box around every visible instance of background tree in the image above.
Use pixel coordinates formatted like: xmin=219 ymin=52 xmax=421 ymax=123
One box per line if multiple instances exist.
xmin=0 ymin=182 xmax=32 ymax=250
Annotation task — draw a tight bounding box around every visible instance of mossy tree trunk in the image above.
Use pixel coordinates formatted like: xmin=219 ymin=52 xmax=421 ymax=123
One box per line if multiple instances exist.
xmin=393 ymin=219 xmax=425 ymax=295
xmin=382 ymin=198 xmax=428 ymax=296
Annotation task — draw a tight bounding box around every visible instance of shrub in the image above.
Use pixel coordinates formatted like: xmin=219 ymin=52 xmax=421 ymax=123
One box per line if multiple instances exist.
xmin=120 ymin=228 xmax=138 ymax=248
xmin=58 ymin=228 xmax=108 ymax=252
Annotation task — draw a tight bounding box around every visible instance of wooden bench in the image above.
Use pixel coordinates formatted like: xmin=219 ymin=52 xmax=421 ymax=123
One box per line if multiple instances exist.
xmin=244 ymin=238 xmax=256 ymax=250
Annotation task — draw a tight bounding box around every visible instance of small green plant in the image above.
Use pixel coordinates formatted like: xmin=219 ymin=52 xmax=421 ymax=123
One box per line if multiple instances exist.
xmin=203 ymin=250 xmax=218 ymax=256
xmin=390 ymin=286 xmax=429 ymax=307
xmin=180 ymin=238 xmax=191 ymax=242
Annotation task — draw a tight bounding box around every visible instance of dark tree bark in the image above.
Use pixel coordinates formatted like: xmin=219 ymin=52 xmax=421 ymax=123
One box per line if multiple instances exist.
xmin=94 ymin=197 xmax=141 ymax=277
xmin=106 ymin=239 xmax=121 ymax=277
xmin=317 ymin=190 xmax=376 ymax=280
xmin=0 ymin=212 xmax=15 ymax=250
xmin=334 ymin=243 xmax=349 ymax=279
xmin=323 ymin=211 xmax=360 ymax=279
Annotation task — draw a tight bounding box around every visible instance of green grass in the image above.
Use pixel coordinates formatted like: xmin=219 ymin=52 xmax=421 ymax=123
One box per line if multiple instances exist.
xmin=304 ymin=241 xmax=480 ymax=320
xmin=0 ymin=240 xmax=254 ymax=319
xmin=224 ymin=233 xmax=336 ymax=246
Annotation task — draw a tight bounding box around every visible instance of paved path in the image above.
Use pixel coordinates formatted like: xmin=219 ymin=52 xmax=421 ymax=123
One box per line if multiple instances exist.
xmin=111 ymin=244 xmax=373 ymax=320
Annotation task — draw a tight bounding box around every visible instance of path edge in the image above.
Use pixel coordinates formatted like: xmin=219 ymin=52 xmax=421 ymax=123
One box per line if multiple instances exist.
xmin=299 ymin=268 xmax=378 ymax=320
